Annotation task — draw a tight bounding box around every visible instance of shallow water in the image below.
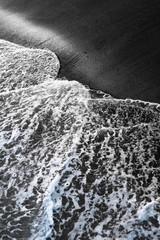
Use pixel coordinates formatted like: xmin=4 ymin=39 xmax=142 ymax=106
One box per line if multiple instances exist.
xmin=0 ymin=40 xmax=160 ymax=240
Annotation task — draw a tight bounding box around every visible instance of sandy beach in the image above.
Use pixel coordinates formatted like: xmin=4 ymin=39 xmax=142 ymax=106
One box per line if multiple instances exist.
xmin=0 ymin=0 xmax=160 ymax=103
xmin=0 ymin=2 xmax=160 ymax=239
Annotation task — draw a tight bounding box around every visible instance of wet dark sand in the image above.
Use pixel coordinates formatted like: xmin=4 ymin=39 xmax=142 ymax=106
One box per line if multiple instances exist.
xmin=0 ymin=0 xmax=160 ymax=103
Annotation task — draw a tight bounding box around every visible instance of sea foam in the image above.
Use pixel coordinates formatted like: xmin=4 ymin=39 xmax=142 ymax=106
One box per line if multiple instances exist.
xmin=0 ymin=40 xmax=160 ymax=240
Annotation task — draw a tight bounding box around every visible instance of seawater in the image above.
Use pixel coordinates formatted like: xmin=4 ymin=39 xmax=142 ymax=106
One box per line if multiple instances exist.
xmin=0 ymin=39 xmax=160 ymax=240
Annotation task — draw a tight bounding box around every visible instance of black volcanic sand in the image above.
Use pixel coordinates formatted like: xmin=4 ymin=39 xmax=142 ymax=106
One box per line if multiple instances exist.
xmin=0 ymin=0 xmax=160 ymax=103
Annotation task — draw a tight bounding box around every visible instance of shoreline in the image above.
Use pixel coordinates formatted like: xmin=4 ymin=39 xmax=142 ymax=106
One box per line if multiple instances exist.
xmin=0 ymin=0 xmax=160 ymax=103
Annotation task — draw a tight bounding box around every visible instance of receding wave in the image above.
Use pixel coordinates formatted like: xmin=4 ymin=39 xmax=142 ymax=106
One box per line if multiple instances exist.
xmin=0 ymin=39 xmax=160 ymax=240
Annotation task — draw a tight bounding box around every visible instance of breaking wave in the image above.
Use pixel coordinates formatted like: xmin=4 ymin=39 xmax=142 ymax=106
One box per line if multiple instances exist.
xmin=0 ymin=39 xmax=160 ymax=240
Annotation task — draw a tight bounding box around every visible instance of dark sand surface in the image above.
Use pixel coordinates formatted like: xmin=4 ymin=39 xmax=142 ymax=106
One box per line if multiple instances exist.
xmin=0 ymin=0 xmax=160 ymax=103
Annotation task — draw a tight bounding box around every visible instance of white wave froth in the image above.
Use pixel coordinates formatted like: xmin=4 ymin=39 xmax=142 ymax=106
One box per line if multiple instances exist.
xmin=0 ymin=39 xmax=60 ymax=92
xmin=0 ymin=40 xmax=160 ymax=240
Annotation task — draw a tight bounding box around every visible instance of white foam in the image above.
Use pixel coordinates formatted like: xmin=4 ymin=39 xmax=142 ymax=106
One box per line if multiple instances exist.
xmin=0 ymin=39 xmax=160 ymax=240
